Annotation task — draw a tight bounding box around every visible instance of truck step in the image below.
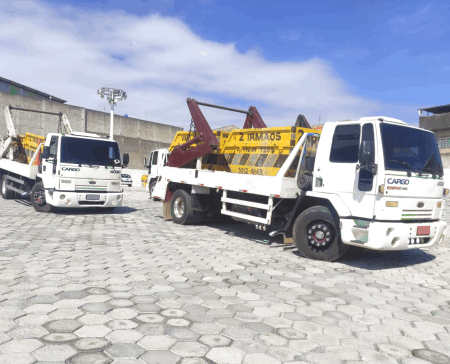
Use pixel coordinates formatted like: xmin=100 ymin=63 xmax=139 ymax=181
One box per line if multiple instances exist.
xmin=350 ymin=239 xmax=367 ymax=245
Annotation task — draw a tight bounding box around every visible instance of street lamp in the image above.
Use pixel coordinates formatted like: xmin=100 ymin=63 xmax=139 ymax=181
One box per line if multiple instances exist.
xmin=97 ymin=87 xmax=127 ymax=140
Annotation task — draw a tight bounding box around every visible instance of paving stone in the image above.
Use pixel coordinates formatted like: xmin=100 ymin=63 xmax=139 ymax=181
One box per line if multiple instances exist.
xmin=32 ymin=344 xmax=78 ymax=361
xmin=242 ymin=353 xmax=281 ymax=364
xmin=0 ymin=353 xmax=36 ymax=364
xmin=206 ymin=347 xmax=245 ymax=364
xmin=44 ymin=319 xmax=82 ymax=333
xmin=137 ymin=335 xmax=176 ymax=350
xmin=378 ymin=343 xmax=412 ymax=359
xmin=79 ymin=314 xmax=110 ymax=325
xmin=136 ymin=314 xmax=164 ymax=323
xmin=171 ymin=341 xmax=209 ymax=356
xmin=244 ymin=322 xmax=274 ymax=333
xmin=105 ymin=330 xmax=143 ymax=343
xmin=74 ymin=325 xmax=112 ymax=337
xmin=0 ymin=338 xmax=43 ymax=353
xmin=106 ymin=320 xmax=138 ymax=330
xmin=41 ymin=333 xmax=78 ymax=343
xmin=165 ymin=328 xmax=201 ymax=341
xmin=412 ymin=349 xmax=450 ymax=363
xmin=68 ymin=352 xmax=113 ymax=364
xmin=72 ymin=337 xmax=111 ymax=351
xmin=104 ymin=343 xmax=145 ymax=358
xmin=7 ymin=325 xmax=49 ymax=339
xmin=80 ymin=303 xmax=113 ymax=313
xmin=140 ymin=350 xmax=180 ymax=364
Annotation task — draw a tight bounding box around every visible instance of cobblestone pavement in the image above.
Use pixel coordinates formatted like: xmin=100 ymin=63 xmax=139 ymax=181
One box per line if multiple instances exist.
xmin=1 ymin=187 xmax=450 ymax=364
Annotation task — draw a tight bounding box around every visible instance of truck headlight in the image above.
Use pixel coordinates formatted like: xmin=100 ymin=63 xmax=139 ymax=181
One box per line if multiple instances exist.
xmin=386 ymin=201 xmax=398 ymax=207
xmin=116 ymin=195 xmax=121 ymax=200
xmin=60 ymin=194 xmax=65 ymax=200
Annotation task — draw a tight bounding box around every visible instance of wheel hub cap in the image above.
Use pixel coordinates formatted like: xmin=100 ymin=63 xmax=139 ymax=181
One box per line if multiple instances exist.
xmin=306 ymin=222 xmax=334 ymax=250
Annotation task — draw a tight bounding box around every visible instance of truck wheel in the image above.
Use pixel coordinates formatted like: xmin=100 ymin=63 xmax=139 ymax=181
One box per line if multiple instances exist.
xmin=293 ymin=206 xmax=348 ymax=261
xmin=149 ymin=181 xmax=157 ymax=199
xmin=1 ymin=175 xmax=15 ymax=199
xmin=171 ymin=189 xmax=204 ymax=225
xmin=31 ymin=182 xmax=54 ymax=213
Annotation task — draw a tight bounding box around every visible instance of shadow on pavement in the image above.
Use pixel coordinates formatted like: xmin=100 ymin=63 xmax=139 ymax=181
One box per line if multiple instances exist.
xmin=204 ymin=219 xmax=436 ymax=269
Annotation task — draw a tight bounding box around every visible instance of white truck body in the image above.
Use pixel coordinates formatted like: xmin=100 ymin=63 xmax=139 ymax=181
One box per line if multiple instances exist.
xmin=0 ymin=106 xmax=128 ymax=211
xmin=152 ymin=116 xmax=447 ymax=260
xmin=145 ymin=148 xmax=169 ymax=196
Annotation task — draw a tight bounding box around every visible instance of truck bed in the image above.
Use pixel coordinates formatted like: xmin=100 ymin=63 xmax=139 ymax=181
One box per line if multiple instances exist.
xmin=0 ymin=158 xmax=37 ymax=179
xmin=154 ymin=133 xmax=310 ymax=200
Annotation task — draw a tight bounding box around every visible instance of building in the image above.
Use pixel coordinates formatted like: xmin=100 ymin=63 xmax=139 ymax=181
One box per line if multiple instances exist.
xmin=0 ymin=77 xmax=66 ymax=104
xmin=418 ymin=104 xmax=450 ymax=168
xmin=0 ymin=78 xmax=183 ymax=172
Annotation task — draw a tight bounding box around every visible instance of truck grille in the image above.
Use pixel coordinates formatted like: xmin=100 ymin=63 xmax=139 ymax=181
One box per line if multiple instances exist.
xmin=78 ymin=201 xmax=106 ymax=206
xmin=76 ymin=186 xmax=107 ymax=192
xmin=401 ymin=209 xmax=433 ymax=220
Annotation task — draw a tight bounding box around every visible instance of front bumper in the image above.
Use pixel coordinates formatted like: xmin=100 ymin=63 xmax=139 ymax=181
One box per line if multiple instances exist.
xmin=341 ymin=219 xmax=447 ymax=250
xmin=45 ymin=190 xmax=124 ymax=208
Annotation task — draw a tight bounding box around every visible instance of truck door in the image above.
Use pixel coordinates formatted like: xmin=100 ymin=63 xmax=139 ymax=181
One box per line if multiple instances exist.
xmin=151 ymin=151 xmax=159 ymax=176
xmin=42 ymin=135 xmax=59 ymax=178
xmin=318 ymin=123 xmax=378 ymax=219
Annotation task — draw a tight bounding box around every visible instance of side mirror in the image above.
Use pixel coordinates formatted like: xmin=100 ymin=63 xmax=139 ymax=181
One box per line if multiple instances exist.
xmin=360 ymin=141 xmax=374 ymax=165
xmin=42 ymin=146 xmax=50 ymax=159
xmin=144 ymin=157 xmax=147 ymax=167
xmin=122 ymin=153 xmax=129 ymax=167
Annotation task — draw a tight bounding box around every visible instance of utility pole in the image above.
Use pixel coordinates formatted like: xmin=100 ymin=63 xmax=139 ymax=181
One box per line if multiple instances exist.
xmin=97 ymin=87 xmax=127 ymax=140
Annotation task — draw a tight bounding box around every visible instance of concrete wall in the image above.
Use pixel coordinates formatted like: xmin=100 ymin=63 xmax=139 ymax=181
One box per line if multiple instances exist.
xmin=419 ymin=114 xmax=450 ymax=138
xmin=0 ymin=93 xmax=183 ymax=169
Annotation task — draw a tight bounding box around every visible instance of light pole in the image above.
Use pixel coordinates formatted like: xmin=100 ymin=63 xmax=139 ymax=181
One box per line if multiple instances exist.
xmin=97 ymin=87 xmax=127 ymax=140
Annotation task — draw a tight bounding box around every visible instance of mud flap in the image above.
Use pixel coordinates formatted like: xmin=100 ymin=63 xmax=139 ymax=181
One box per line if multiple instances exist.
xmin=163 ymin=202 xmax=172 ymax=221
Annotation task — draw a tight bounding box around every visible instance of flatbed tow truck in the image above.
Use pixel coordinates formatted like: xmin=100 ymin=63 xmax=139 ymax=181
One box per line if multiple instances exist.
xmin=151 ymin=99 xmax=447 ymax=261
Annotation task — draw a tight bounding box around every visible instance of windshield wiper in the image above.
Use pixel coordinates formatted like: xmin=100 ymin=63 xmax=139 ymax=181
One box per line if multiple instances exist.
xmin=388 ymin=159 xmax=414 ymax=170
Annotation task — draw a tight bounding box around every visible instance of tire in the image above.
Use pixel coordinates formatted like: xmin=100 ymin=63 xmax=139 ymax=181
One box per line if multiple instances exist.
xmin=171 ymin=189 xmax=204 ymax=225
xmin=298 ymin=173 xmax=313 ymax=191
xmin=1 ymin=175 xmax=15 ymax=199
xmin=149 ymin=181 xmax=157 ymax=199
xmin=31 ymin=182 xmax=54 ymax=213
xmin=293 ymin=206 xmax=349 ymax=261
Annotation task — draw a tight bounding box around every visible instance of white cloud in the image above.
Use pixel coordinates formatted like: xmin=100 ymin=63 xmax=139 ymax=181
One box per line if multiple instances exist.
xmin=0 ymin=0 xmax=379 ymax=129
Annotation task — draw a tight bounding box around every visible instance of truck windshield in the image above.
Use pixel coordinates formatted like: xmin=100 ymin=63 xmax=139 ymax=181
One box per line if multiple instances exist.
xmin=380 ymin=123 xmax=443 ymax=176
xmin=60 ymin=137 xmax=120 ymax=166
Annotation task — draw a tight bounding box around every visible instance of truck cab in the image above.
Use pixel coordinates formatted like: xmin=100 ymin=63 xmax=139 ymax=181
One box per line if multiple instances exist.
xmin=36 ymin=132 xmax=127 ymax=210
xmin=312 ymin=117 xmax=446 ymax=250
xmin=144 ymin=148 xmax=169 ymax=198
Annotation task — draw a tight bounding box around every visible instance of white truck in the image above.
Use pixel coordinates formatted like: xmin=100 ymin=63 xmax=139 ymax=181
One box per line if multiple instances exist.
xmin=0 ymin=105 xmax=129 ymax=212
xmin=152 ymin=114 xmax=448 ymax=261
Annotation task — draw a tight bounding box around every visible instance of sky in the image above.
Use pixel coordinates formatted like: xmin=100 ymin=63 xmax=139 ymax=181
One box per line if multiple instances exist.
xmin=1 ymin=0 xmax=449 ymax=129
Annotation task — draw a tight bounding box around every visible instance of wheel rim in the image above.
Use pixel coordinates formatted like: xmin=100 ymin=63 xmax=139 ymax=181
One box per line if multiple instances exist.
xmin=305 ymin=220 xmax=335 ymax=251
xmin=173 ymin=197 xmax=185 ymax=218
xmin=33 ymin=188 xmax=47 ymax=207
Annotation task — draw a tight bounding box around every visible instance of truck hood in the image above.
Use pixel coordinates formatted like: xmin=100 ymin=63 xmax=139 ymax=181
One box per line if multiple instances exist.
xmin=384 ymin=172 xmax=444 ymax=199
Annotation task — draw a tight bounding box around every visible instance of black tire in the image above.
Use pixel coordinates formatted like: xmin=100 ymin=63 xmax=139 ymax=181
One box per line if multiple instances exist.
xmin=1 ymin=175 xmax=15 ymax=200
xmin=298 ymin=173 xmax=313 ymax=191
xmin=149 ymin=181 xmax=157 ymax=199
xmin=293 ymin=206 xmax=349 ymax=261
xmin=31 ymin=182 xmax=54 ymax=213
xmin=171 ymin=189 xmax=204 ymax=225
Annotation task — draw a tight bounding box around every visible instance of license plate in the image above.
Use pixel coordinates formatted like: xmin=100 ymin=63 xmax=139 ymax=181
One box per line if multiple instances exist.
xmin=86 ymin=194 xmax=100 ymax=201
xmin=417 ymin=226 xmax=430 ymax=236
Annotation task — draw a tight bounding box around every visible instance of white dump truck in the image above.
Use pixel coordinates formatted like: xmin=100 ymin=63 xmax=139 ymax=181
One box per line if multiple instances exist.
xmin=151 ymin=99 xmax=448 ymax=261
xmin=0 ymin=105 xmax=129 ymax=212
